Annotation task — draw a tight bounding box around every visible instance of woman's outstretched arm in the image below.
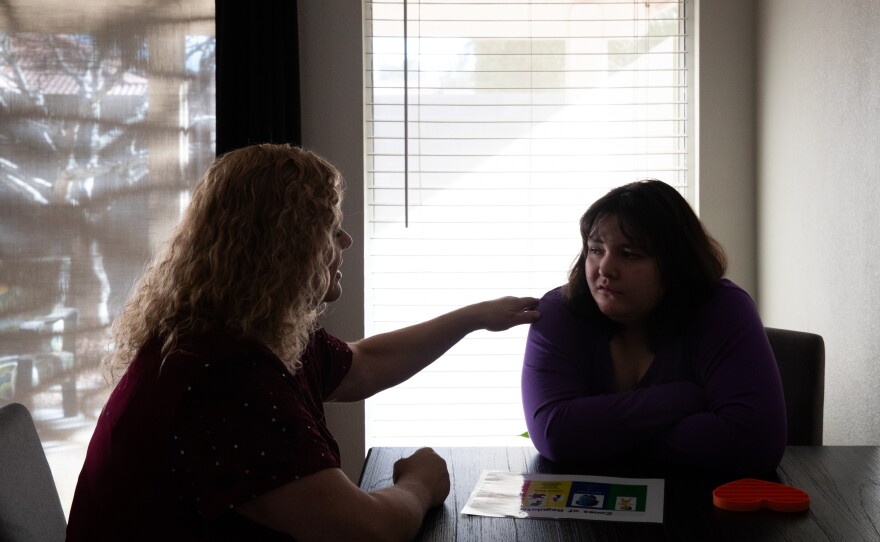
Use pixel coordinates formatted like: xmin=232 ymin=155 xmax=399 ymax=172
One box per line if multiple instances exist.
xmin=327 ymin=296 xmax=540 ymax=402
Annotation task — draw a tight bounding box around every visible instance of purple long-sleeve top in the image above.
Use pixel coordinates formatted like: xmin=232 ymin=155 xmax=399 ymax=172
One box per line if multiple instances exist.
xmin=522 ymin=279 xmax=787 ymax=477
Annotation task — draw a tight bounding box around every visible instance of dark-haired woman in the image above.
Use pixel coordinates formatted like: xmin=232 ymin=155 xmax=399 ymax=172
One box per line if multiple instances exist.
xmin=521 ymin=180 xmax=786 ymax=477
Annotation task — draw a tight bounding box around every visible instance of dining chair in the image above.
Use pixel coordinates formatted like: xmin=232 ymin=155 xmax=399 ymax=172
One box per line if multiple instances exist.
xmin=0 ymin=402 xmax=67 ymax=542
xmin=765 ymin=327 xmax=825 ymax=445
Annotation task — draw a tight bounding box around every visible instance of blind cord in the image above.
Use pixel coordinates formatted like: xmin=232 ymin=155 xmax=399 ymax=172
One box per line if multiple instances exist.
xmin=403 ymin=0 xmax=409 ymax=227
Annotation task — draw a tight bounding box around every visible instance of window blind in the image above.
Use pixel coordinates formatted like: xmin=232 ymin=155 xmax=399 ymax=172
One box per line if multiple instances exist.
xmin=364 ymin=0 xmax=690 ymax=447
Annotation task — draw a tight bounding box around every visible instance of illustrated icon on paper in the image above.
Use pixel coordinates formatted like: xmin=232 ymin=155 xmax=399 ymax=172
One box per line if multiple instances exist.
xmin=572 ymin=493 xmax=603 ymax=508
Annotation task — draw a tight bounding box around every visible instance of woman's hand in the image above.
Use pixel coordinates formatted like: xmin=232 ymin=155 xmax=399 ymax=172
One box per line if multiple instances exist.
xmin=393 ymin=447 xmax=450 ymax=508
xmin=237 ymin=449 xmax=450 ymax=541
xmin=470 ymin=296 xmax=541 ymax=331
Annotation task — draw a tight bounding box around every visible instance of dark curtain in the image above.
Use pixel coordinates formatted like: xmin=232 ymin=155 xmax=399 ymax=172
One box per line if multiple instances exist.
xmin=215 ymin=0 xmax=301 ymax=155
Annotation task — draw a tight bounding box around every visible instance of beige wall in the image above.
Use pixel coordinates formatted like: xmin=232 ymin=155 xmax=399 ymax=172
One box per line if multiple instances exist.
xmin=298 ymin=0 xmax=367 ymax=482
xmin=695 ymin=0 xmax=758 ymax=294
xmin=756 ymin=0 xmax=880 ymax=444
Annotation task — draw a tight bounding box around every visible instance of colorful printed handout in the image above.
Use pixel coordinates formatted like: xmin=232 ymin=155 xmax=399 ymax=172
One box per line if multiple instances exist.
xmin=461 ymin=470 xmax=664 ymax=523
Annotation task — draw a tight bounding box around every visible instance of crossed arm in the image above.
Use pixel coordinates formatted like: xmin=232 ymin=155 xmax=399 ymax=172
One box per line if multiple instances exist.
xmin=522 ymin=287 xmax=786 ymax=477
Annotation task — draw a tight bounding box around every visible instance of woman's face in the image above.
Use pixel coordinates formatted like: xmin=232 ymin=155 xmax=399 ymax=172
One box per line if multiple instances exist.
xmin=324 ymin=227 xmax=353 ymax=303
xmin=585 ymin=214 xmax=663 ymax=327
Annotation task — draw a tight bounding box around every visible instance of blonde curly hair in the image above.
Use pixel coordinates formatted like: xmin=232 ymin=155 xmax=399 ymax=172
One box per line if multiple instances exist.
xmin=106 ymin=144 xmax=343 ymax=379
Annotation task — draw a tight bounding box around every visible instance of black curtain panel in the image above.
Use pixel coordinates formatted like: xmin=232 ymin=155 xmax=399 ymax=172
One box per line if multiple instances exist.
xmin=215 ymin=0 xmax=302 ymax=155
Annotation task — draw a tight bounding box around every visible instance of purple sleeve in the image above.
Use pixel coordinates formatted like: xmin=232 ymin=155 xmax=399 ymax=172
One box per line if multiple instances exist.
xmin=521 ymin=288 xmax=707 ymax=463
xmin=644 ymin=283 xmax=787 ymax=475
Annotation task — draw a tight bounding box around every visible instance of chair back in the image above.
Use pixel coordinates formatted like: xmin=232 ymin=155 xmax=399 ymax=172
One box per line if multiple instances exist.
xmin=0 ymin=402 xmax=67 ymax=542
xmin=765 ymin=327 xmax=825 ymax=445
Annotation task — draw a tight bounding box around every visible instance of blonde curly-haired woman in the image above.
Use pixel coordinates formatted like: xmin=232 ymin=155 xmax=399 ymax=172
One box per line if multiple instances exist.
xmin=67 ymin=144 xmax=540 ymax=541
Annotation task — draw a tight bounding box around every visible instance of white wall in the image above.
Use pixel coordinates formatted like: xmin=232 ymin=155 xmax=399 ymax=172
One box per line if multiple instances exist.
xmin=756 ymin=0 xmax=880 ymax=444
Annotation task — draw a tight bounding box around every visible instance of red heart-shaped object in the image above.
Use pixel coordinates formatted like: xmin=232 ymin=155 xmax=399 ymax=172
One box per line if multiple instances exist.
xmin=713 ymin=478 xmax=810 ymax=512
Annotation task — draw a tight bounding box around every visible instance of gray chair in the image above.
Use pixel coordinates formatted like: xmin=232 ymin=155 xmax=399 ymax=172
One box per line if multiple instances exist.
xmin=0 ymin=402 xmax=67 ymax=542
xmin=765 ymin=327 xmax=825 ymax=445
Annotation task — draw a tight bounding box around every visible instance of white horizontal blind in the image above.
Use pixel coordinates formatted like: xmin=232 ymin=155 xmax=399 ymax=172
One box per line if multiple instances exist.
xmin=364 ymin=0 xmax=689 ymax=447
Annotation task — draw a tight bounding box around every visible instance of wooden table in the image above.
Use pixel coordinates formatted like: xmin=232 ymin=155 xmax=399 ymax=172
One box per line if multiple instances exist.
xmin=358 ymin=446 xmax=880 ymax=541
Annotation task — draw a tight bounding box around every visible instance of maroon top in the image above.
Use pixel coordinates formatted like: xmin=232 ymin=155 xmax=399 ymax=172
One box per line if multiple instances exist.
xmin=67 ymin=328 xmax=352 ymax=541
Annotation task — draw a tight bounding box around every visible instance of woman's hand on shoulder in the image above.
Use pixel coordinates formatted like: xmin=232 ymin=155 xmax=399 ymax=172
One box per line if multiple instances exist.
xmin=472 ymin=296 xmax=541 ymax=331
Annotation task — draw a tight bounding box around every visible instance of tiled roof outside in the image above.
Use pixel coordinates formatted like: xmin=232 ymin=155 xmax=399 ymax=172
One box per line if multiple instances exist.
xmin=0 ymin=34 xmax=147 ymax=97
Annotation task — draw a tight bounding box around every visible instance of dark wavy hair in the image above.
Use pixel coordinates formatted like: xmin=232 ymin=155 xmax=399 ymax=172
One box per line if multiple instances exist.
xmin=563 ymin=180 xmax=727 ymax=347
xmin=106 ymin=144 xmax=343 ymax=379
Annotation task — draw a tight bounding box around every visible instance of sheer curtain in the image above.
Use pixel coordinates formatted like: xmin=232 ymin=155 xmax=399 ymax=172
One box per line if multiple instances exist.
xmin=364 ymin=0 xmax=691 ymax=447
xmin=0 ymin=0 xmax=215 ymax=514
